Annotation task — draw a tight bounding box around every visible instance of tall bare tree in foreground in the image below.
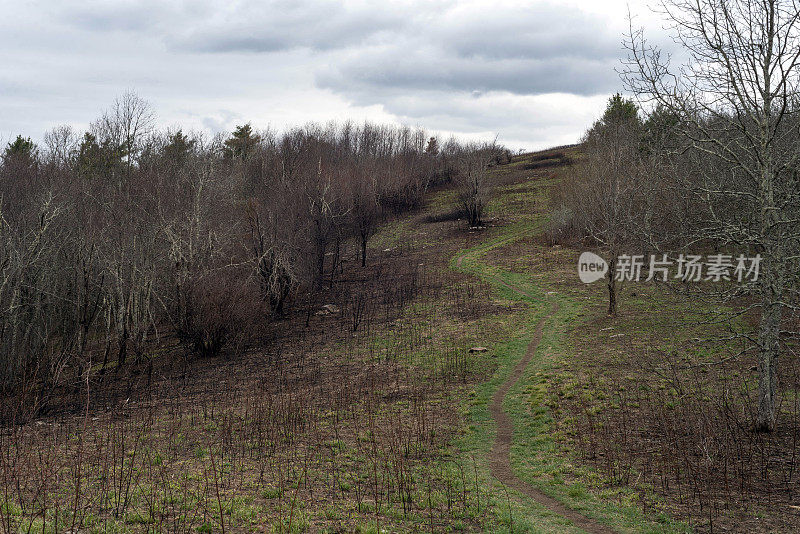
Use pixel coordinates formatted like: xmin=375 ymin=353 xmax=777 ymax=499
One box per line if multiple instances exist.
xmin=624 ymin=0 xmax=800 ymax=431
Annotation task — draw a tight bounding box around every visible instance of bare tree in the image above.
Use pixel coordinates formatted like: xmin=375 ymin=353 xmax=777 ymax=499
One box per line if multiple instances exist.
xmin=347 ymin=161 xmax=381 ymax=267
xmin=579 ymin=95 xmax=642 ymax=316
xmin=246 ymin=198 xmax=298 ymax=316
xmin=454 ymin=143 xmax=499 ymax=228
xmin=299 ymin=146 xmax=349 ymax=288
xmin=0 ymin=196 xmax=81 ymax=411
xmin=623 ymin=0 xmax=800 ymax=431
xmin=93 ymin=91 xmax=155 ymax=181
xmin=43 ymin=125 xmax=78 ymax=168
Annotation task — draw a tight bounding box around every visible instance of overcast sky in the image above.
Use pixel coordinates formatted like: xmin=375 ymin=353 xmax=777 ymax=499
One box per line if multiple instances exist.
xmin=1 ymin=0 xmax=665 ymax=151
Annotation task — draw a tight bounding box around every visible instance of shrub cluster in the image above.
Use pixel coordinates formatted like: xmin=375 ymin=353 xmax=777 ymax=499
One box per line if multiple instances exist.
xmin=0 ymin=92 xmax=491 ymax=415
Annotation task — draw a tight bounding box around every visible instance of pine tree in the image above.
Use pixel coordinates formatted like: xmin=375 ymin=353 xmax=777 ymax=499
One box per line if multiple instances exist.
xmin=223 ymin=124 xmax=261 ymax=161
xmin=3 ymin=135 xmax=37 ymax=164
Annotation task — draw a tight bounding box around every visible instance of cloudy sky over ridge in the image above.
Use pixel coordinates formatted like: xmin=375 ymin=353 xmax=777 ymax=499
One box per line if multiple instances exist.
xmin=1 ymin=0 xmax=664 ymax=150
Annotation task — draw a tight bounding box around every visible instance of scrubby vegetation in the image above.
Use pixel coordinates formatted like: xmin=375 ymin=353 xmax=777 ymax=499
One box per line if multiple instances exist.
xmin=4 ymin=1 xmax=800 ymax=532
xmin=0 ymin=94 xmax=504 ymax=421
xmin=541 ymin=0 xmax=800 ymax=530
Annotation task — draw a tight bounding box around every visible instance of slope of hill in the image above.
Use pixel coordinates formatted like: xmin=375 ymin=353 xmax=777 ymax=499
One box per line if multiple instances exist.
xmin=8 ymin=147 xmax=793 ymax=533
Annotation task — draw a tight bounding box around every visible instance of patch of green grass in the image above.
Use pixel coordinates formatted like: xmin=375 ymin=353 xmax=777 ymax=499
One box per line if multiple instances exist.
xmin=448 ymin=171 xmax=691 ymax=533
xmin=262 ymin=486 xmax=283 ymax=499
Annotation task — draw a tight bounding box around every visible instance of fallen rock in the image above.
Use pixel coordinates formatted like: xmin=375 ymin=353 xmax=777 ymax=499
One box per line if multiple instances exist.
xmin=321 ymin=304 xmax=340 ymax=314
xmin=469 ymin=346 xmax=489 ymax=353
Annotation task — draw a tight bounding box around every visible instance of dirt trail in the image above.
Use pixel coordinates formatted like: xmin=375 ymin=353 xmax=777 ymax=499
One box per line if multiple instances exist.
xmin=489 ymin=299 xmax=614 ymax=534
xmin=457 ymin=252 xmax=614 ymax=533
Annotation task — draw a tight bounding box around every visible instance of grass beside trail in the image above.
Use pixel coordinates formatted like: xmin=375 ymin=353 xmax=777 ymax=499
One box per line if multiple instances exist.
xmin=449 ymin=188 xmax=691 ymax=532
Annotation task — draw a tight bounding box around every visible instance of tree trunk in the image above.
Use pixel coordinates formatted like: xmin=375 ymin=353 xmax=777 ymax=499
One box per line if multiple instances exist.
xmin=329 ymin=235 xmax=340 ymax=289
xmin=117 ymin=324 xmax=128 ymax=368
xmin=607 ymin=256 xmax=617 ymax=317
xmin=361 ymin=232 xmax=368 ymax=267
xmin=315 ymin=242 xmax=326 ymax=289
xmin=756 ymin=144 xmax=781 ymax=432
xmin=756 ymin=265 xmax=784 ymax=432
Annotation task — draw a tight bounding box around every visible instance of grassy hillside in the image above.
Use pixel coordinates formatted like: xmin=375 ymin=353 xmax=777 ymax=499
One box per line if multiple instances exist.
xmin=4 ymin=148 xmax=796 ymax=533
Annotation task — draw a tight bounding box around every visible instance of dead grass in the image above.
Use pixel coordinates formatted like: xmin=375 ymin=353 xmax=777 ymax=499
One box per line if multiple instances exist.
xmin=0 ymin=159 xmax=533 ymax=533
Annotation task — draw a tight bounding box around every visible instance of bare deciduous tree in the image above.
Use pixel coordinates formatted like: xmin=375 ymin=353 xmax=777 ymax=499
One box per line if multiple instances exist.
xmin=43 ymin=125 xmax=78 ymax=168
xmin=246 ymin=199 xmax=298 ymax=316
xmin=92 ymin=91 xmax=155 ymax=181
xmin=347 ymin=161 xmax=381 ymax=267
xmin=579 ymin=95 xmax=642 ymax=316
xmin=454 ymin=143 xmax=500 ymax=229
xmin=624 ymin=0 xmax=800 ymax=431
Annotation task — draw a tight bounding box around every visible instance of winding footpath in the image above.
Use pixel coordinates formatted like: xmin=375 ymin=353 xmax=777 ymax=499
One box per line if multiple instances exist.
xmin=456 ymin=250 xmax=615 ymax=534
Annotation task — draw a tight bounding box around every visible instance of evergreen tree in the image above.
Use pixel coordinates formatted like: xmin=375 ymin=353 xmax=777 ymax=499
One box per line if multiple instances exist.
xmin=3 ymin=135 xmax=37 ymax=164
xmin=76 ymin=132 xmax=125 ymax=180
xmin=223 ymin=124 xmax=261 ymax=161
xmin=162 ymin=130 xmax=195 ymax=167
xmin=601 ymin=93 xmax=639 ymax=125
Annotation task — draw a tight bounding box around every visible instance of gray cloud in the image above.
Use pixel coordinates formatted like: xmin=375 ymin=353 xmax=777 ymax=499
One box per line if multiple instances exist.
xmin=53 ymin=0 xmax=409 ymax=54
xmin=54 ymin=1 xmax=197 ymax=34
xmin=171 ymin=1 xmax=407 ymax=53
xmin=1 ymin=0 xmax=662 ymax=150
xmin=317 ymin=51 xmax=618 ymax=97
xmin=440 ymin=4 xmax=622 ymax=61
xmin=53 ymin=0 xmax=623 ymax=96
xmin=310 ymin=2 xmax=624 ymax=109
